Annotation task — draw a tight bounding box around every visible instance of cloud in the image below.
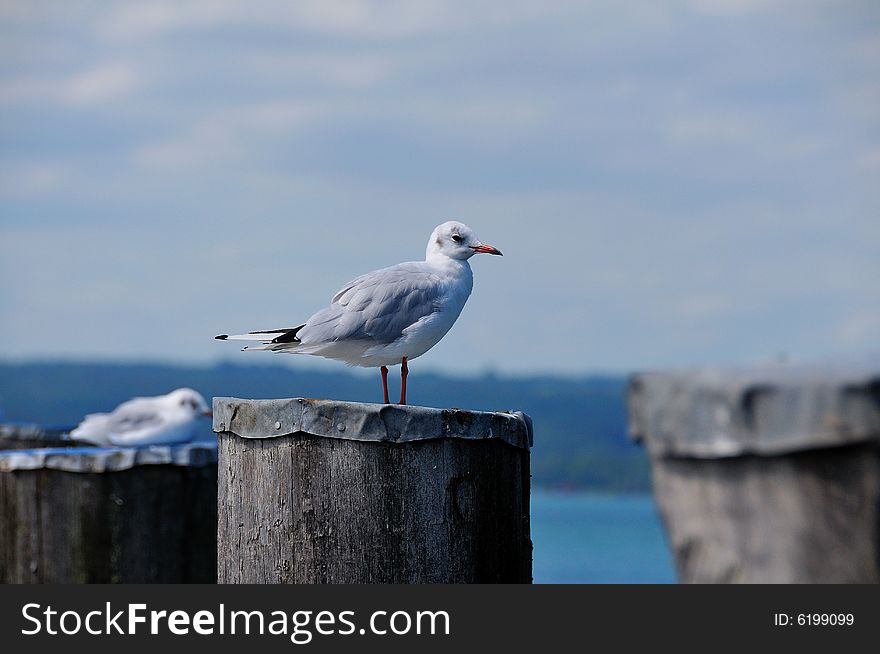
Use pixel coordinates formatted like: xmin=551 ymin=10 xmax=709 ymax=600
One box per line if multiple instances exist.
xmin=686 ymin=0 xmax=788 ymax=16
xmin=670 ymin=295 xmax=735 ymax=321
xmin=838 ymin=310 xmax=880 ymax=347
xmin=859 ymin=145 xmax=880 ymax=171
xmin=129 ymin=85 xmax=549 ymax=173
xmin=66 ymin=64 xmax=137 ymax=105
xmin=132 ymin=121 xmax=241 ymax=169
xmin=95 ymin=0 xmax=567 ymax=40
xmin=1 ymin=0 xmax=879 ymax=372
xmin=130 ymin=100 xmax=320 ymax=169
xmin=0 ymin=161 xmax=69 ymax=198
xmin=232 ymin=52 xmax=395 ymax=88
xmin=0 ymin=64 xmax=138 ymax=106
xmin=667 ymin=114 xmax=760 ymax=146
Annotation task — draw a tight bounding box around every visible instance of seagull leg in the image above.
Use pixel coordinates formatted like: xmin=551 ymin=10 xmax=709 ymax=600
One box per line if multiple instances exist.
xmin=399 ymin=357 xmax=408 ymax=405
xmin=381 ymin=366 xmax=390 ymax=404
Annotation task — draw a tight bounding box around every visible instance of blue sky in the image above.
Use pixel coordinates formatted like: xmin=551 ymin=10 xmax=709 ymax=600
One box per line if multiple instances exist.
xmin=1 ymin=1 xmax=878 ymax=374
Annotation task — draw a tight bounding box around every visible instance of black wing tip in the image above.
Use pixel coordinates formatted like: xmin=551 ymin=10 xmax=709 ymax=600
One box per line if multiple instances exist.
xmin=216 ymin=325 xmax=305 ymax=343
xmin=249 ymin=327 xmax=299 ymax=335
xmin=271 ymin=324 xmax=306 ymax=344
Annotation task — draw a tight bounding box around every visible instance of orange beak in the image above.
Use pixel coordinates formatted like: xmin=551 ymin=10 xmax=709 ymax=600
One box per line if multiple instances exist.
xmin=202 ymin=410 xmax=213 ymax=418
xmin=471 ymin=244 xmax=503 ymax=256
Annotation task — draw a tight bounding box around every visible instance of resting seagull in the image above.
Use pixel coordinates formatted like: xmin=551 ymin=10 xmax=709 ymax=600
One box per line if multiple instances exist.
xmin=216 ymin=221 xmax=502 ymax=405
xmin=69 ymin=388 xmax=213 ymax=447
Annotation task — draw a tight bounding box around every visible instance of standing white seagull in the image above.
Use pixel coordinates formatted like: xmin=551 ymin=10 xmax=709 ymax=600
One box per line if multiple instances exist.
xmin=215 ymin=221 xmax=502 ymax=405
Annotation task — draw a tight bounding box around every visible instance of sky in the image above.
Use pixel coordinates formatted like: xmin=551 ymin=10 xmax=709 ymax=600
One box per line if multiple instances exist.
xmin=0 ymin=0 xmax=878 ymax=375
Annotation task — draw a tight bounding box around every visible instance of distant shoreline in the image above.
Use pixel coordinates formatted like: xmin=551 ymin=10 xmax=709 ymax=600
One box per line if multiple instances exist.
xmin=0 ymin=360 xmax=650 ymax=492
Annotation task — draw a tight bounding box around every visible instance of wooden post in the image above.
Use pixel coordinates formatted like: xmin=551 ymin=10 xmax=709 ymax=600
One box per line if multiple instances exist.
xmin=215 ymin=398 xmax=533 ymax=584
xmin=0 ymin=423 xmax=76 ymax=451
xmin=0 ymin=442 xmax=218 ymax=583
xmin=628 ymin=364 xmax=880 ymax=583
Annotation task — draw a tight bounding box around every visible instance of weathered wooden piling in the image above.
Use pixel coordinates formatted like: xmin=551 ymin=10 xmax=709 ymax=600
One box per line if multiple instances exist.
xmin=629 ymin=364 xmax=880 ymax=584
xmin=214 ymin=398 xmax=533 ymax=584
xmin=0 ymin=442 xmax=218 ymax=583
xmin=0 ymin=423 xmax=76 ymax=451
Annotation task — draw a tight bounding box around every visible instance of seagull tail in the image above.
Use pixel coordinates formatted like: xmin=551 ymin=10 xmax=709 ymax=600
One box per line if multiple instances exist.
xmin=68 ymin=413 xmax=113 ymax=446
xmin=215 ymin=325 xmax=306 ymax=352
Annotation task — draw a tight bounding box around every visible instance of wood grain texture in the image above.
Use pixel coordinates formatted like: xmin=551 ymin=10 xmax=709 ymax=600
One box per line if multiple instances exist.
xmin=0 ymin=425 xmax=77 ymax=451
xmin=0 ymin=465 xmax=217 ymax=583
xmin=218 ymin=433 xmax=532 ymax=584
xmin=652 ymin=445 xmax=880 ymax=583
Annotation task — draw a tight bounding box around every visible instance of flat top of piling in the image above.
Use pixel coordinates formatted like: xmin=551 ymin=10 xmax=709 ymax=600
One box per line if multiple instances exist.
xmin=0 ymin=441 xmax=218 ymax=473
xmin=629 ymin=362 xmax=880 ymax=458
xmin=213 ymin=397 xmax=533 ymax=450
xmin=0 ymin=422 xmax=73 ymax=440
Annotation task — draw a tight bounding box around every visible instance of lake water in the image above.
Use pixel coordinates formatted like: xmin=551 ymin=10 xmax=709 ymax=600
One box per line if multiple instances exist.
xmin=531 ymin=490 xmax=677 ymax=584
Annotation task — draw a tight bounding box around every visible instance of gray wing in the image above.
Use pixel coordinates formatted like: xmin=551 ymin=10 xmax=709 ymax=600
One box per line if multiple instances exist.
xmin=110 ymin=411 xmax=164 ymax=434
xmin=299 ymin=263 xmax=445 ymax=346
xmin=70 ymin=397 xmax=163 ymax=444
xmin=107 ymin=397 xmax=165 ymax=434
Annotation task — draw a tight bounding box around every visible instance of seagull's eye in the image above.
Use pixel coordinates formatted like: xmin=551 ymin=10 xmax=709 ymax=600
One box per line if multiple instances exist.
xmin=451 ymin=234 xmax=463 ymax=243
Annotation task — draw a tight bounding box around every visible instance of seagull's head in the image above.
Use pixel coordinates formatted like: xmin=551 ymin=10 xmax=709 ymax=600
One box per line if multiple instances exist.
xmin=168 ymin=388 xmax=213 ymax=418
xmin=427 ymin=221 xmax=503 ymax=262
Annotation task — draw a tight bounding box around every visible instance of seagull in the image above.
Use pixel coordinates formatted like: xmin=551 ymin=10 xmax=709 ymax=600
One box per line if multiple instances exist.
xmin=68 ymin=388 xmax=213 ymax=447
xmin=216 ymin=221 xmax=502 ymax=405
